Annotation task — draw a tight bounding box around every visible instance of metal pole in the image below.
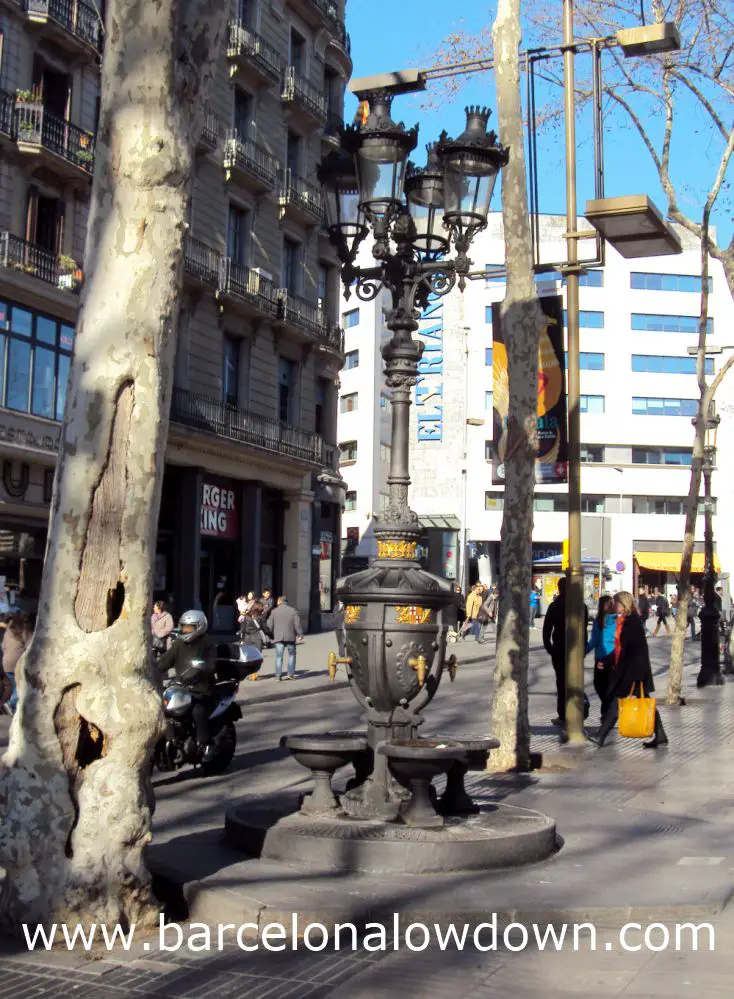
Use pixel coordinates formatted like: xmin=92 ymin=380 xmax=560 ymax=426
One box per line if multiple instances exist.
xmin=563 ymin=0 xmax=586 ymax=743
xmin=697 ymin=446 xmax=722 ymax=687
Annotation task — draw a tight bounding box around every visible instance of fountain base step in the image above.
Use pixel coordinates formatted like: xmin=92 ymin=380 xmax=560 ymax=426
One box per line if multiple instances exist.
xmin=225 ymin=802 xmax=557 ymax=874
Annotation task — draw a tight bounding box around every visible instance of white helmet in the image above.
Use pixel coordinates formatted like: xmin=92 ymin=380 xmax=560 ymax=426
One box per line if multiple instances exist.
xmin=178 ymin=609 xmax=207 ymax=643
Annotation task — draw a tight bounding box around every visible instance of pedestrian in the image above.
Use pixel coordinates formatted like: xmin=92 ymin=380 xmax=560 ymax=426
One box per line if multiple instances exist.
xmin=261 ymin=589 xmax=274 ymax=617
xmin=586 ymin=594 xmax=616 ymax=719
xmin=453 ymin=583 xmax=466 ymax=630
xmin=2 ymin=612 xmax=33 ymax=715
xmin=529 ymin=587 xmax=540 ymax=630
xmin=460 ymin=583 xmax=483 ymax=640
xmin=267 ymin=595 xmax=303 ymax=680
xmin=651 ymin=587 xmax=671 ymax=636
xmin=687 ymin=589 xmax=700 ymax=640
xmin=542 ymin=577 xmax=589 ymax=727
xmin=240 ymin=600 xmax=271 ymax=680
xmin=637 ymin=585 xmax=650 ymax=633
xmin=151 ymin=599 xmax=175 ymax=656
xmin=593 ymin=591 xmax=668 ymax=749
xmin=333 ymin=600 xmax=346 ymax=657
xmin=476 ymin=586 xmax=498 ymax=644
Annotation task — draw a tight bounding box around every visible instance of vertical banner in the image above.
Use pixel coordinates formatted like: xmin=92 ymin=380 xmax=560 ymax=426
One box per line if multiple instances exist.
xmin=492 ymin=295 xmax=568 ymax=485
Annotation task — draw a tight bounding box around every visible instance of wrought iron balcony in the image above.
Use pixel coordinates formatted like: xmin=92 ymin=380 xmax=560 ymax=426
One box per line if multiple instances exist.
xmin=227 ymin=21 xmax=282 ymax=84
xmin=184 ymin=235 xmax=221 ymax=286
xmin=281 ymin=66 xmax=327 ymax=125
xmin=223 ymin=131 xmax=280 ymax=189
xmin=281 ymin=292 xmax=344 ymax=354
xmin=218 ymin=259 xmax=280 ymax=317
xmin=198 ymin=107 xmax=221 ymax=150
xmin=26 ymin=0 xmax=102 ymax=57
xmin=170 ymin=386 xmax=327 ymax=465
xmin=278 ymin=169 xmax=325 ymax=225
xmin=0 ymin=230 xmax=82 ymax=292
xmin=14 ymin=101 xmax=95 ymax=178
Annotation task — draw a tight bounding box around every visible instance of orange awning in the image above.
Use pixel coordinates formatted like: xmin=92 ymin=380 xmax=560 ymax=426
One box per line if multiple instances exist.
xmin=634 ymin=551 xmax=720 ymax=573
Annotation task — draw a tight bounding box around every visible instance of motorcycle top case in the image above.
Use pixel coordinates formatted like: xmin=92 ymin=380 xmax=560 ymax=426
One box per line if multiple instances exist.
xmin=216 ymin=642 xmax=263 ymax=681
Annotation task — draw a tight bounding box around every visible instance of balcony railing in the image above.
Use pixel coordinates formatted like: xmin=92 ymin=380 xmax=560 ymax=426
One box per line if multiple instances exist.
xmin=227 ymin=21 xmax=282 ymax=81
xmin=27 ymin=0 xmax=102 ymax=51
xmin=281 ymin=66 xmax=327 ymax=122
xmin=281 ymin=293 xmax=343 ymax=352
xmin=279 ymin=169 xmax=325 ymax=223
xmin=306 ymin=0 xmax=350 ymax=51
xmin=0 ymin=90 xmax=14 ymax=137
xmin=170 ymin=386 xmax=326 ymax=464
xmin=184 ymin=235 xmax=221 ymax=286
xmin=223 ymin=131 xmax=280 ymax=186
xmin=14 ymin=101 xmax=95 ymax=174
xmin=0 ymin=230 xmax=82 ymax=292
xmin=200 ymin=107 xmax=221 ymax=148
xmin=219 ymin=259 xmax=280 ymax=316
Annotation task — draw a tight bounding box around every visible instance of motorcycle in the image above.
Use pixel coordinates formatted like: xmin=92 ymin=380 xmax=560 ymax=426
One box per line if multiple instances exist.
xmin=153 ymin=641 xmax=263 ymax=776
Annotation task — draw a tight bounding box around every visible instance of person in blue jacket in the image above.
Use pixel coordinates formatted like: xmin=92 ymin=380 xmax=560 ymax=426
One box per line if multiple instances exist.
xmin=586 ymin=594 xmax=617 ymax=718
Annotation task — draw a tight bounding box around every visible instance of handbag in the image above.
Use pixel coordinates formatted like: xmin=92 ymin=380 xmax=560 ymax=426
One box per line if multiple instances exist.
xmin=617 ymin=682 xmax=656 ymax=738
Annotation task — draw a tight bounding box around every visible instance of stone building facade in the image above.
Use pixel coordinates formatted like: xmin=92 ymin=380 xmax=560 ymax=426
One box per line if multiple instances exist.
xmin=0 ymin=0 xmax=350 ymax=631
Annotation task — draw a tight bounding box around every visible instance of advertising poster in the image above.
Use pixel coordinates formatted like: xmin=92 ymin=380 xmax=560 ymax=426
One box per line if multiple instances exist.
xmin=492 ymin=295 xmax=568 ymax=485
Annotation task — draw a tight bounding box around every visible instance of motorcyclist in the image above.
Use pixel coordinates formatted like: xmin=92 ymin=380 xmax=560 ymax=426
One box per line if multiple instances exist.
xmin=157 ymin=609 xmax=217 ymax=763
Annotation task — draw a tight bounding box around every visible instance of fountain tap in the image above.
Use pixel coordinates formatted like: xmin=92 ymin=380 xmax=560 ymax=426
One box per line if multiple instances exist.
xmin=447 ymin=655 xmax=458 ymax=683
xmin=327 ymin=651 xmax=352 ymax=681
xmin=408 ymin=655 xmax=428 ymax=687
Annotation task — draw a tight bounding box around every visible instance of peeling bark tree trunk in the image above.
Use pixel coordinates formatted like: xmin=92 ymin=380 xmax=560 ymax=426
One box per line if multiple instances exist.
xmin=0 ymin=0 xmax=227 ymax=928
xmin=489 ymin=0 xmax=546 ymax=771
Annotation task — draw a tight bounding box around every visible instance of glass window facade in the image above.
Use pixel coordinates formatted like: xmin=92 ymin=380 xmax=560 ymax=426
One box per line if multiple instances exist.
xmin=631 ymin=354 xmax=714 ymax=375
xmin=581 ymin=444 xmax=604 ymax=462
xmin=631 ymin=313 xmax=713 ymax=334
xmin=485 ymin=492 xmax=504 ymax=510
xmin=339 ymin=441 xmax=358 ymax=462
xmin=0 ymin=299 xmax=73 ymax=421
xmin=630 ymin=273 xmax=712 ymax=293
xmin=485 ymin=391 xmax=493 ymax=409
xmin=344 ymin=490 xmax=357 ymax=511
xmin=632 ymin=447 xmax=693 ymax=466
xmin=344 ymin=350 xmax=359 ymax=369
xmin=632 ymin=397 xmax=698 ymax=417
xmin=580 ymin=394 xmax=605 ymax=414
xmin=485 ymin=347 xmax=493 ymax=366
xmin=342 ymin=308 xmax=359 ymax=328
xmin=533 ymin=494 xmax=569 ymax=512
xmin=340 ymin=392 xmax=358 ymax=413
xmin=563 ymin=310 xmax=605 ymax=328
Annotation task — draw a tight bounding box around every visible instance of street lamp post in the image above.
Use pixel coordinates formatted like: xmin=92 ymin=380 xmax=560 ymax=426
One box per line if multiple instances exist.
xmin=319 ymin=94 xmax=508 ymax=817
xmin=697 ymin=415 xmax=723 ymax=688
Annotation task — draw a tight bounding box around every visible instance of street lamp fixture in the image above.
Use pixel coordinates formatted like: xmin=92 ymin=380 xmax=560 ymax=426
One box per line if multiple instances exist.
xmin=584 ymin=194 xmax=682 ymax=258
xmin=320 ymin=97 xmax=508 ymax=819
xmin=616 ymin=23 xmax=682 ymax=56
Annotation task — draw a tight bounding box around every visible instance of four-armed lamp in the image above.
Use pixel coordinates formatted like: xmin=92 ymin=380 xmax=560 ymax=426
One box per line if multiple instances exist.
xmin=318 ymin=94 xmax=507 ymax=819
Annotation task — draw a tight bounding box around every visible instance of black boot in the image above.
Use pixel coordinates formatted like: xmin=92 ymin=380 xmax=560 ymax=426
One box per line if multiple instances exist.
xmin=643 ymin=711 xmax=669 ymax=749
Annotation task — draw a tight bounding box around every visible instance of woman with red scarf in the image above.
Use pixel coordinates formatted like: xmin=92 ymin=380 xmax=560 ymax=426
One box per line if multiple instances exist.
xmin=593 ymin=591 xmax=668 ymax=749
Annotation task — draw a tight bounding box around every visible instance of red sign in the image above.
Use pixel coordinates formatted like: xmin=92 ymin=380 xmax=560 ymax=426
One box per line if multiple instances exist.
xmin=200 ymin=479 xmax=238 ymax=538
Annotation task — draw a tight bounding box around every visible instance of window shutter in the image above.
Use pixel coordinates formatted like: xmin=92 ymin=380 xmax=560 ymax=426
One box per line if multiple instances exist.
xmin=25 ymin=185 xmax=39 ymax=243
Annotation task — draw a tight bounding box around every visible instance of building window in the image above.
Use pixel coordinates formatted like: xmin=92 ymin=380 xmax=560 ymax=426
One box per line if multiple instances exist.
xmin=580 ymin=394 xmax=605 ymax=414
xmin=281 ymin=237 xmax=300 ymax=294
xmin=277 ymin=356 xmax=295 ymax=423
xmin=315 ymin=376 xmax=329 ymax=436
xmin=286 ymin=129 xmax=302 ymax=176
xmin=485 ymin=391 xmax=493 ymax=409
xmin=565 ymin=351 xmax=605 ymax=370
xmin=342 ymin=308 xmax=359 ymax=328
xmin=581 ymin=444 xmax=604 ymax=463
xmin=380 ymin=393 xmax=389 ymax=409
xmin=577 ymin=270 xmax=604 ymax=288
xmin=484 ymin=440 xmax=494 ymax=461
xmin=485 ymin=347 xmax=493 ymax=366
xmin=0 ymin=299 xmax=73 ymax=421
xmin=340 ymin=392 xmax=358 ymax=413
xmin=632 ymin=447 xmax=693 ymax=466
xmin=632 ymin=497 xmax=686 ymax=515
xmin=485 ymin=492 xmax=504 ymax=511
xmin=223 ymin=335 xmax=239 ymax=407
xmin=533 ymin=494 xmax=569 ymax=512
xmin=581 ymin=495 xmax=605 ymax=513
xmin=380 ymin=444 xmax=391 ymax=462
xmin=630 ymin=272 xmax=712 ymax=293
xmin=632 ymin=397 xmax=698 ymax=417
xmin=339 ymin=440 xmax=358 ymax=463
xmin=289 ymin=28 xmax=306 ymax=73
xmin=345 ymin=490 xmax=357 ymax=511
xmin=344 ymin=350 xmax=359 ymax=369
xmin=535 ymin=270 xmax=562 ymax=284
xmin=631 ymin=313 xmax=713 ymax=334
xmin=234 ymin=88 xmax=253 ymax=139
xmin=563 ymin=309 xmax=605 ymax=328
xmin=631 ymin=354 xmax=714 ymax=375
xmin=379 ymin=493 xmax=390 ymax=511
xmin=484 ymin=264 xmax=505 ymax=286
xmin=227 ymin=203 xmax=250 ymax=266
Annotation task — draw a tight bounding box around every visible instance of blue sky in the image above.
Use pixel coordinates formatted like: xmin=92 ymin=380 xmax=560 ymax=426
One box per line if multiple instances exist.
xmin=344 ymin=1 xmax=733 ymax=248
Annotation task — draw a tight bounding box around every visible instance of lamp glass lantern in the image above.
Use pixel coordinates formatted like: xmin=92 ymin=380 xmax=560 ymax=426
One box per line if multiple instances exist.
xmin=317 ymin=147 xmax=367 ymax=261
xmin=405 ymin=144 xmax=449 ymax=258
xmin=437 ymin=106 xmax=508 ymax=242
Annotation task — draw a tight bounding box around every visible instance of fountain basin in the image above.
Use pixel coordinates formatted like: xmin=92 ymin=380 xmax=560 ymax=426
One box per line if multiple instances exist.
xmin=378 ymin=739 xmax=467 ymax=828
xmin=281 ymin=734 xmax=368 ymax=814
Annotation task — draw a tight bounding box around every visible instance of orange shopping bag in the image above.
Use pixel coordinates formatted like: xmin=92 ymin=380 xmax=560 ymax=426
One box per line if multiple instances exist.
xmin=617 ymin=682 xmax=656 ymax=739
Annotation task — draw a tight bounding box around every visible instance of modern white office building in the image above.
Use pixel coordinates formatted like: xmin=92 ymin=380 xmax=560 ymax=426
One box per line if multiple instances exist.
xmin=337 ymin=214 xmax=734 ymax=601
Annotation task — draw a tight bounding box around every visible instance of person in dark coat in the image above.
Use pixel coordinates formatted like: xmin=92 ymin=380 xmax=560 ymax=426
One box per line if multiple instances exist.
xmin=637 ymin=585 xmax=650 ymax=633
xmin=594 ymin=591 xmax=668 ymax=748
xmin=542 ymin=577 xmax=589 ymax=726
xmin=268 ymin=596 xmax=303 ymax=680
xmin=241 ymin=601 xmax=271 ymax=681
